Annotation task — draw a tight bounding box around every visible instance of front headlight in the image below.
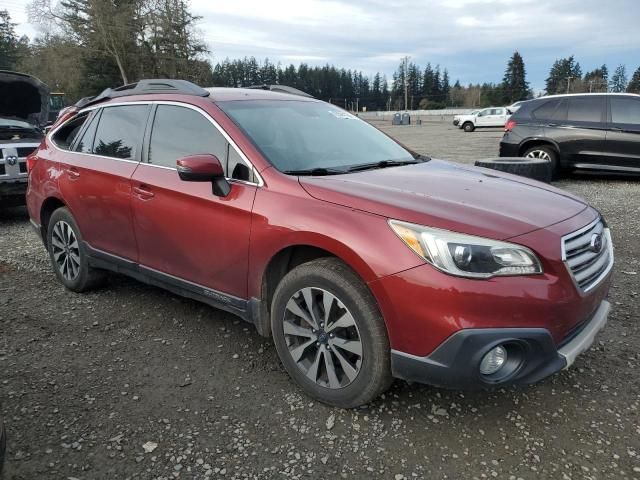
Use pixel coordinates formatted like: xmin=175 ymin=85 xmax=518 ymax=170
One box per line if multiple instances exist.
xmin=389 ymin=220 xmax=543 ymax=279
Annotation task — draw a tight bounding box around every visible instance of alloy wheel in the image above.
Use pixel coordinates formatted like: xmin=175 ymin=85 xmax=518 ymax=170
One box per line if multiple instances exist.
xmin=525 ymin=149 xmax=552 ymax=161
xmin=51 ymin=220 xmax=81 ymax=281
xmin=283 ymin=287 xmax=363 ymax=389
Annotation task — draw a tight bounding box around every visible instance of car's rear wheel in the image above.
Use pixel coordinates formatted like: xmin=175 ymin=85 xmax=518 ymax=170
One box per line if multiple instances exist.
xmin=46 ymin=207 xmax=105 ymax=292
xmin=463 ymin=122 xmax=475 ymax=132
xmin=523 ymin=145 xmax=558 ymax=177
xmin=271 ymin=258 xmax=392 ymax=408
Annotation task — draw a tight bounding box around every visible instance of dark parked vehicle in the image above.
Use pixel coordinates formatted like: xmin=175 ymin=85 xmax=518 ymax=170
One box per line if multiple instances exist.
xmin=500 ymin=93 xmax=640 ymax=176
xmin=27 ymin=79 xmax=612 ymax=407
xmin=0 ymin=71 xmax=49 ymax=206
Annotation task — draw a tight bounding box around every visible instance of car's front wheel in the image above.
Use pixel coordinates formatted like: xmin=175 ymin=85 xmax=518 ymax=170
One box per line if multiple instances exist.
xmin=46 ymin=207 xmax=105 ymax=292
xmin=463 ymin=122 xmax=475 ymax=132
xmin=271 ymin=258 xmax=392 ymax=408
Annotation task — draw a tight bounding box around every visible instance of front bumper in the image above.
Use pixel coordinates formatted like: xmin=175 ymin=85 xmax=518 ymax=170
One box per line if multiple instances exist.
xmin=452 ymin=119 xmax=459 ymax=126
xmin=391 ymin=300 xmax=610 ymax=389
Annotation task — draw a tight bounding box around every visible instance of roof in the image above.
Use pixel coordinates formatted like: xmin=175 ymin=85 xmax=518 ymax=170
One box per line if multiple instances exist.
xmin=537 ymin=92 xmax=640 ymax=100
xmin=205 ymin=87 xmax=318 ymax=102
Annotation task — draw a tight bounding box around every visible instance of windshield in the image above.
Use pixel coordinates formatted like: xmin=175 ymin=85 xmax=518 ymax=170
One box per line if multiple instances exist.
xmin=0 ymin=117 xmax=37 ymax=129
xmin=219 ymin=100 xmax=416 ymax=173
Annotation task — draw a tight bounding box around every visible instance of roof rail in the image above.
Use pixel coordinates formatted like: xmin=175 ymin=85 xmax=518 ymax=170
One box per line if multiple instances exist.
xmin=75 ymin=79 xmax=210 ymax=109
xmin=247 ymin=84 xmax=314 ymax=98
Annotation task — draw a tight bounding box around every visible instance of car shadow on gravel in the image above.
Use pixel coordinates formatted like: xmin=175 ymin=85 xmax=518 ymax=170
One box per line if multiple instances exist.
xmin=0 ymin=206 xmax=28 ymax=222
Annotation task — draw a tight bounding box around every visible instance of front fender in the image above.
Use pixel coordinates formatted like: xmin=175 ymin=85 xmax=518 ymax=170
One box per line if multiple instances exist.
xmin=247 ymin=183 xmax=423 ymax=299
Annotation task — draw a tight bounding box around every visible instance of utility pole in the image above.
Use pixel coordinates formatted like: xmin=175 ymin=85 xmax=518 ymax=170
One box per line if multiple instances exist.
xmin=402 ymin=55 xmax=410 ymax=111
xmin=566 ymin=76 xmax=573 ymax=94
xmin=356 ymin=97 xmax=359 ymax=113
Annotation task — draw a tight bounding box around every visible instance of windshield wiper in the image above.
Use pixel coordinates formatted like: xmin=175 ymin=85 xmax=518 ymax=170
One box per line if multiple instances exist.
xmin=282 ymin=167 xmax=345 ymax=176
xmin=346 ymin=159 xmax=422 ymax=172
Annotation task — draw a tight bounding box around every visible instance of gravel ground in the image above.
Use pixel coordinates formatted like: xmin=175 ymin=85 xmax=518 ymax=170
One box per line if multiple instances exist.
xmin=1 ymin=121 xmax=639 ymax=480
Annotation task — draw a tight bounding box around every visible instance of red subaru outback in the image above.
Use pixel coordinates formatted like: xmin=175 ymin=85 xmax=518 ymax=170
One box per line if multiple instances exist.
xmin=26 ymin=80 xmax=613 ymax=407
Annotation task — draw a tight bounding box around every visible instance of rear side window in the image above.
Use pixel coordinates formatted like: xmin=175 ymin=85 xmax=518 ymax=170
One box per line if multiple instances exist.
xmin=149 ymin=105 xmax=228 ymax=170
xmin=610 ymin=97 xmax=640 ymax=125
xmin=52 ymin=112 xmax=90 ymax=150
xmin=531 ymin=99 xmax=561 ymax=120
xmin=93 ymin=105 xmax=149 ymax=160
xmin=74 ymin=110 xmax=100 ymax=153
xmin=564 ymin=96 xmax=604 ymax=123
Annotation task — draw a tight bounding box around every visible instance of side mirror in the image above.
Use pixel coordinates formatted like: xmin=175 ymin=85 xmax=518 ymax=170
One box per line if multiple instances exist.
xmin=176 ymin=154 xmax=230 ymax=197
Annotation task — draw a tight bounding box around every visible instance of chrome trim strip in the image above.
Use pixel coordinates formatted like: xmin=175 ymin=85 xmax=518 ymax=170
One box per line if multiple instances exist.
xmin=48 ymin=100 xmax=264 ymax=187
xmin=559 ymin=300 xmax=610 ymax=368
xmin=560 ymin=216 xmax=601 ymax=261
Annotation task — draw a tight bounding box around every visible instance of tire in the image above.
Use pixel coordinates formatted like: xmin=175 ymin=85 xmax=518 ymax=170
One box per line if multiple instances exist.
xmin=462 ymin=122 xmax=475 ymax=132
xmin=46 ymin=207 xmax=105 ymax=292
xmin=522 ymin=145 xmax=559 ymax=178
xmin=271 ymin=258 xmax=392 ymax=408
xmin=474 ymin=157 xmax=553 ymax=183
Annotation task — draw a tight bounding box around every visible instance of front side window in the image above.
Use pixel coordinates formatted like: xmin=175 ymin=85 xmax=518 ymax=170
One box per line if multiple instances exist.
xmin=149 ymin=105 xmax=228 ymax=170
xmin=610 ymin=97 xmax=640 ymax=125
xmin=218 ymin=100 xmax=416 ymax=172
xmin=93 ymin=105 xmax=149 ymax=160
xmin=477 ymin=109 xmax=490 ymax=117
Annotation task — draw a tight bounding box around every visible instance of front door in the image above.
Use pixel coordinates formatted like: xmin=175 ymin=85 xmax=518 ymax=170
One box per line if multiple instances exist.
xmin=58 ymin=104 xmax=150 ymax=260
xmin=130 ymin=103 xmax=258 ymax=299
xmin=604 ymin=96 xmax=640 ymax=170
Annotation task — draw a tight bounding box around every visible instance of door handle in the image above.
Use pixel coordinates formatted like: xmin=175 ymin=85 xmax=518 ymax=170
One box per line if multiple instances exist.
xmin=66 ymin=167 xmax=80 ymax=179
xmin=133 ymin=185 xmax=155 ymax=199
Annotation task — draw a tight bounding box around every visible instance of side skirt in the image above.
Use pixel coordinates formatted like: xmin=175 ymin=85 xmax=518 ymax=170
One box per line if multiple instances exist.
xmin=84 ymin=243 xmax=255 ymax=324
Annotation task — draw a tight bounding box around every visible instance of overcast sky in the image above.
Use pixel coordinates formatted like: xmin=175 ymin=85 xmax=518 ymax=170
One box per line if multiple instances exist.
xmin=5 ymin=0 xmax=640 ymax=90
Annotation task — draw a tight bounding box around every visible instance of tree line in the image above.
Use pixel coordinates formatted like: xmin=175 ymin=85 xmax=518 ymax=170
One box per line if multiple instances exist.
xmin=1 ymin=3 xmax=639 ymax=110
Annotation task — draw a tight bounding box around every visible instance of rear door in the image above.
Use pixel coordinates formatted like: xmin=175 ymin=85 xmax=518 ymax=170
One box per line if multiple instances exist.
xmin=604 ymin=95 xmax=640 ymax=170
xmin=130 ymin=103 xmax=258 ymax=299
xmin=548 ymin=95 xmax=607 ymax=167
xmin=59 ymin=103 xmax=150 ymax=260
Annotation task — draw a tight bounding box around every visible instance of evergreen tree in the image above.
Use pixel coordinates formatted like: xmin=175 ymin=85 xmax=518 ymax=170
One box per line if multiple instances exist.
xmin=545 ymin=55 xmax=582 ymax=94
xmin=501 ymin=51 xmax=529 ymax=103
xmin=627 ymin=66 xmax=640 ymax=93
xmin=0 ymin=10 xmax=20 ymax=70
xmin=610 ymin=64 xmax=628 ymax=93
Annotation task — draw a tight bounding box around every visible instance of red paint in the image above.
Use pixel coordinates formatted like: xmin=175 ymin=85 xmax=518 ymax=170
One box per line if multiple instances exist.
xmin=27 ymin=90 xmax=612 ymax=359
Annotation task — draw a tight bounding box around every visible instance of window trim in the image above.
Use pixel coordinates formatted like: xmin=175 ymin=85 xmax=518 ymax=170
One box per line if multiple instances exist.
xmin=48 ymin=100 xmax=263 ymax=187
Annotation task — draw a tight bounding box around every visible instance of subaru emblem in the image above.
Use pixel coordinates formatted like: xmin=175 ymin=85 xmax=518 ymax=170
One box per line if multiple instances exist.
xmin=589 ymin=233 xmax=603 ymax=253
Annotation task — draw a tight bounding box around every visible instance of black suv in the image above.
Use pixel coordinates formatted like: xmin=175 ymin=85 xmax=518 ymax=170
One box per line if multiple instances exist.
xmin=500 ymin=93 xmax=640 ymax=175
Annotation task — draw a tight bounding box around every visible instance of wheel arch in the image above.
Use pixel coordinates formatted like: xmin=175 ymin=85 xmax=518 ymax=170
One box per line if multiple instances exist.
xmin=251 ymin=238 xmax=379 ymax=338
xmin=39 ymin=196 xmax=67 ymax=247
xmin=518 ymin=138 xmax=561 ymax=158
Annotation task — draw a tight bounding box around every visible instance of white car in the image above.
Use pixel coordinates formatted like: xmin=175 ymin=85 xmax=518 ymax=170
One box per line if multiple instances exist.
xmin=457 ymin=107 xmax=510 ymax=132
xmin=452 ymin=109 xmax=478 ymax=126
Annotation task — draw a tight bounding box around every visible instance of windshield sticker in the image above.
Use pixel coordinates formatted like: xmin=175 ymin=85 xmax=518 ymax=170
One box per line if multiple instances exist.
xmin=328 ymin=110 xmax=357 ymax=120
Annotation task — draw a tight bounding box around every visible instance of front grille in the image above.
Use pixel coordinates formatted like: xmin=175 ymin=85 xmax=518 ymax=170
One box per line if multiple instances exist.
xmin=19 ymin=162 xmax=27 ymax=173
xmin=0 ymin=164 xmax=5 ymax=175
xmin=17 ymin=147 xmax=36 ymax=157
xmin=562 ymin=218 xmax=613 ymax=293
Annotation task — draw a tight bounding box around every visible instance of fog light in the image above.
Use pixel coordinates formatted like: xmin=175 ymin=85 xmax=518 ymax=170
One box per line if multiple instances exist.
xmin=479 ymin=345 xmax=507 ymax=375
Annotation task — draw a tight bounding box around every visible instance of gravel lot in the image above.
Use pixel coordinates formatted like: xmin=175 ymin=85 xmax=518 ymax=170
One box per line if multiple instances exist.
xmin=1 ymin=121 xmax=639 ymax=480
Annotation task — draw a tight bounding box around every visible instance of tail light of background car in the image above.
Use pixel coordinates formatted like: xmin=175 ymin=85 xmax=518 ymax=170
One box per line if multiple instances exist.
xmin=505 ymin=119 xmax=517 ymax=132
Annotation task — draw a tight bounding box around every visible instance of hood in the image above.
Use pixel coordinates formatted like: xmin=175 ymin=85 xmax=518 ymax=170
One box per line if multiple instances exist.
xmin=0 ymin=70 xmax=50 ymax=126
xmin=299 ymin=159 xmax=588 ymax=240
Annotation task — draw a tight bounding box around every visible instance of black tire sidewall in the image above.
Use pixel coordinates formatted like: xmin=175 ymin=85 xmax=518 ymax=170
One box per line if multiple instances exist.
xmin=46 ymin=207 xmax=93 ymax=292
xmin=463 ymin=122 xmax=474 ymax=132
xmin=271 ymin=259 xmax=391 ymax=408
